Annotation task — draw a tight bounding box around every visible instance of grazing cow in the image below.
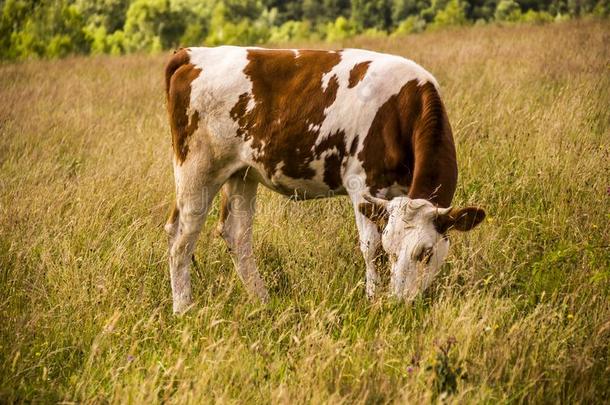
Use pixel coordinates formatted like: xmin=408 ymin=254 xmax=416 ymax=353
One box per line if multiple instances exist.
xmin=165 ymin=46 xmax=485 ymax=314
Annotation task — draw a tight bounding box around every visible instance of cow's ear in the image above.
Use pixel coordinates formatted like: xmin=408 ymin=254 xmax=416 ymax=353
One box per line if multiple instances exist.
xmin=358 ymin=201 xmax=389 ymax=231
xmin=434 ymin=206 xmax=485 ymax=233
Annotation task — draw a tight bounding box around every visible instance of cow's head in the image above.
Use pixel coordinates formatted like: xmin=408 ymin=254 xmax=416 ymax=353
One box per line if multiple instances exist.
xmin=359 ymin=195 xmax=485 ymax=300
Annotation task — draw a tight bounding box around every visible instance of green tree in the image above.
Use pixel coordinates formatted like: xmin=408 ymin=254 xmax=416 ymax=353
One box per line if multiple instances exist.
xmin=0 ymin=0 xmax=36 ymax=58
xmin=265 ymin=0 xmax=303 ymax=23
xmin=302 ymin=0 xmax=350 ymax=24
xmin=495 ymin=0 xmax=522 ymax=21
xmin=122 ymin=0 xmax=185 ymax=52
xmin=2 ymin=0 xmax=89 ymax=59
xmin=351 ymin=0 xmax=393 ymax=30
xmin=204 ymin=2 xmax=269 ymax=45
xmin=172 ymin=0 xmax=214 ymax=46
xmin=324 ymin=15 xmax=357 ymax=41
xmin=463 ymin=0 xmax=498 ymax=20
xmin=420 ymin=0 xmax=449 ymax=22
xmin=519 ymin=8 xmax=554 ymax=21
xmin=0 ymin=0 xmax=604 ymax=61
xmin=221 ymin=0 xmax=266 ymax=21
xmin=593 ymin=0 xmax=610 ymax=16
xmin=269 ymin=19 xmax=312 ymax=42
xmin=392 ymin=15 xmax=427 ymax=34
xmin=432 ymin=0 xmax=468 ymax=26
xmin=392 ymin=0 xmax=429 ymax=24
xmin=76 ymin=0 xmax=130 ymax=32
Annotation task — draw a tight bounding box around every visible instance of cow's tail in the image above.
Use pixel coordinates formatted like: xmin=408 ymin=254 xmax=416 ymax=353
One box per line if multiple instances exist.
xmin=164 ymin=51 xmax=189 ymax=245
xmin=165 ymin=48 xmax=203 ymax=164
xmin=165 ymin=48 xmax=190 ymax=101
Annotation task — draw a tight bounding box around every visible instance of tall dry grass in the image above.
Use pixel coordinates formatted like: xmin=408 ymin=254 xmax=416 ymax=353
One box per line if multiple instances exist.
xmin=0 ymin=19 xmax=609 ymax=403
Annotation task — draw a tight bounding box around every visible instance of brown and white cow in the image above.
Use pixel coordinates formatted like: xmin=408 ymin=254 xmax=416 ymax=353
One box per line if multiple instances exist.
xmin=164 ymin=46 xmax=485 ymax=314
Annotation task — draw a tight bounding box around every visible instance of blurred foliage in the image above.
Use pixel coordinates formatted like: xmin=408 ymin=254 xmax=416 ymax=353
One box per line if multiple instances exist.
xmin=0 ymin=0 xmax=608 ymax=59
xmin=431 ymin=0 xmax=468 ymax=27
xmin=392 ymin=15 xmax=427 ymax=34
xmin=495 ymin=0 xmax=522 ymax=21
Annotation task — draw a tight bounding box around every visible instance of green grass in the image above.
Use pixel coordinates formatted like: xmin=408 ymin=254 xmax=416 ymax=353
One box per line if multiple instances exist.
xmin=1 ymin=19 xmax=609 ymax=403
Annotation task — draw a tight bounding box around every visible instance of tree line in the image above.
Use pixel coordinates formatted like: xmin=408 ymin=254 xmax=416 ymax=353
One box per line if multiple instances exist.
xmin=1 ymin=0 xmax=608 ymax=59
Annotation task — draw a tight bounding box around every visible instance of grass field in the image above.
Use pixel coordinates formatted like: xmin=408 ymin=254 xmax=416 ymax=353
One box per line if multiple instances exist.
xmin=1 ymin=19 xmax=609 ymax=403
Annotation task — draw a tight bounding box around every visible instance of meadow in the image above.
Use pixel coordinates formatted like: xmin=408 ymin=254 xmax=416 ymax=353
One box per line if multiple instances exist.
xmin=1 ymin=19 xmax=609 ymax=403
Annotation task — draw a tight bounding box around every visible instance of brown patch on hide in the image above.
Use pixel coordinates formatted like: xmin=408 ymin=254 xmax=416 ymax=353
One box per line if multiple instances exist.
xmin=230 ymin=49 xmax=347 ymax=191
xmin=348 ymin=61 xmax=371 ymax=88
xmin=349 ymin=135 xmax=359 ymax=156
xmin=358 ymin=81 xmax=457 ymax=207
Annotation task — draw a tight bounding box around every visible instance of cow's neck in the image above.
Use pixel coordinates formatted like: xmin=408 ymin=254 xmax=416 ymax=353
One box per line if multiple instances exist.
xmin=355 ymin=81 xmax=458 ymax=207
xmin=406 ymin=106 xmax=457 ymax=208
xmin=402 ymin=83 xmax=457 ymax=207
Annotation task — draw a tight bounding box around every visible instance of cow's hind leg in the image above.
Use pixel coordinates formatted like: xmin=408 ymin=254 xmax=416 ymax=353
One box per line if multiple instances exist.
xmin=166 ymin=172 xmax=221 ymax=314
xmin=217 ymin=175 xmax=269 ymax=302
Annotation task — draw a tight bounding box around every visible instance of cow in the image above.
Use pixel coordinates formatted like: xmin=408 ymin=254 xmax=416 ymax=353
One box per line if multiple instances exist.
xmin=164 ymin=46 xmax=485 ymax=314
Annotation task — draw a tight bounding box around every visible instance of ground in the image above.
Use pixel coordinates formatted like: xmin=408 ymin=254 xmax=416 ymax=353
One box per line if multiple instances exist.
xmin=0 ymin=19 xmax=609 ymax=403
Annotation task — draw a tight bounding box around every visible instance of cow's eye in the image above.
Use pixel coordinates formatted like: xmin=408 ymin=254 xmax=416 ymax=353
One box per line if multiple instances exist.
xmin=416 ymin=246 xmax=434 ymax=264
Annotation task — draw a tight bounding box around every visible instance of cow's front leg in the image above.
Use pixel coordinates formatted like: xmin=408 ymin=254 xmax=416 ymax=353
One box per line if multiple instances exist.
xmin=353 ymin=207 xmax=382 ymax=299
xmin=217 ymin=175 xmax=269 ymax=302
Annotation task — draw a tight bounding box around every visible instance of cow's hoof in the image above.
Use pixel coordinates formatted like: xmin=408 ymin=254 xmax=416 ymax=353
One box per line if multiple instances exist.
xmin=257 ymin=289 xmax=270 ymax=304
xmin=172 ymin=297 xmax=193 ymax=315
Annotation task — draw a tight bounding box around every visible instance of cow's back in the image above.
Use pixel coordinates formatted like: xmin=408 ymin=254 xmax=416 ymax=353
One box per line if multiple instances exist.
xmin=166 ymin=46 xmax=454 ymax=203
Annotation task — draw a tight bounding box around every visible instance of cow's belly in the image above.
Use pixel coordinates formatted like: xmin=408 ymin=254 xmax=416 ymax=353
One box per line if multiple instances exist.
xmin=245 ymin=162 xmax=347 ymax=200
